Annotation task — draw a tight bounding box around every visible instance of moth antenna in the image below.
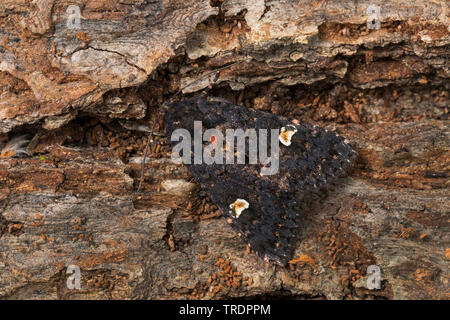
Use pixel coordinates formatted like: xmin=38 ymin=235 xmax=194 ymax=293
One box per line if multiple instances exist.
xmin=118 ymin=120 xmax=165 ymax=135
xmin=136 ymin=113 xmax=159 ymax=192
xmin=135 ymin=61 xmax=241 ymax=193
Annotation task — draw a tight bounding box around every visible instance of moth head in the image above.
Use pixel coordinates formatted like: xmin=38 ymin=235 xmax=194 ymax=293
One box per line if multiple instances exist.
xmin=279 ymin=125 xmax=298 ymax=146
xmin=229 ymin=199 xmax=249 ymax=218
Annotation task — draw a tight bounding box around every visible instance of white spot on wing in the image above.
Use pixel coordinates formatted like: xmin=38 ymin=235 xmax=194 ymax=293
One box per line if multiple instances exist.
xmin=229 ymin=199 xmax=249 ymax=218
xmin=279 ymin=125 xmax=298 ymax=146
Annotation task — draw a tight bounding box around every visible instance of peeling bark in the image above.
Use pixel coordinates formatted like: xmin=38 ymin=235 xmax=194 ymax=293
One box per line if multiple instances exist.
xmin=0 ymin=0 xmax=449 ymax=299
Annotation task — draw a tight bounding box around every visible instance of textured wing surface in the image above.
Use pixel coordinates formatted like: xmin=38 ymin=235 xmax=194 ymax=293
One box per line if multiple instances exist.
xmin=166 ymin=98 xmax=357 ymax=265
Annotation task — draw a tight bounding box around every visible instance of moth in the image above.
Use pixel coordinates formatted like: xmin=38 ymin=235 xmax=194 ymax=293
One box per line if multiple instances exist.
xmin=165 ymin=97 xmax=358 ymax=266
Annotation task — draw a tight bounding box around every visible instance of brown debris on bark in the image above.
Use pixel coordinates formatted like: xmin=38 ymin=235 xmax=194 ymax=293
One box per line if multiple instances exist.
xmin=0 ymin=0 xmax=448 ymax=299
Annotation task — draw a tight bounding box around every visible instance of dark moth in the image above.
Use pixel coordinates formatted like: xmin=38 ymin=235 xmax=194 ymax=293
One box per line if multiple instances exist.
xmin=165 ymin=97 xmax=358 ymax=266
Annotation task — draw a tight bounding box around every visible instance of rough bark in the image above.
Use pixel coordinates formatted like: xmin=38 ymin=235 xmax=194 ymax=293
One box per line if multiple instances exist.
xmin=0 ymin=0 xmax=449 ymax=299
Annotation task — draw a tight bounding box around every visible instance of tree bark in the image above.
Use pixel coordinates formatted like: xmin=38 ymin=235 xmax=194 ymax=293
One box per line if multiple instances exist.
xmin=0 ymin=0 xmax=448 ymax=299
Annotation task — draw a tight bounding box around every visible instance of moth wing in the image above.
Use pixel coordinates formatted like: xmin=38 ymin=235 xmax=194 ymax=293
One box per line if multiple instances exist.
xmin=166 ymin=98 xmax=358 ymax=265
xmin=189 ymin=162 xmax=301 ymax=265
